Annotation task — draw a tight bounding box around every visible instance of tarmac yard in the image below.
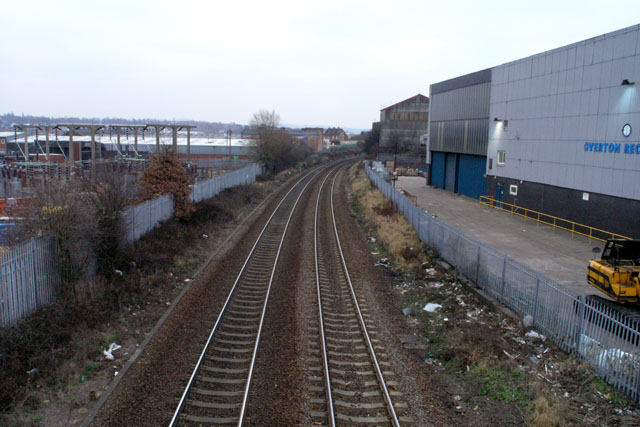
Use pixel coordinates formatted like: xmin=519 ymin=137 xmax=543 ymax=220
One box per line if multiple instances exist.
xmin=396 ymin=176 xmax=605 ymax=297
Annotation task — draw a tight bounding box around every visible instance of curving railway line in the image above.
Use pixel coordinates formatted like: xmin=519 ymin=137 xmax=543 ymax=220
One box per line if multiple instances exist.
xmin=169 ymin=161 xmax=411 ymax=426
xmin=170 ymin=166 xmax=321 ymax=425
xmin=307 ymin=164 xmax=411 ymax=426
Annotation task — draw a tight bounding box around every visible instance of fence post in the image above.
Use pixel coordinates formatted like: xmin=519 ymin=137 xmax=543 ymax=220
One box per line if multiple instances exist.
xmin=475 ymin=245 xmax=481 ymax=285
xmin=131 ymin=207 xmax=136 ymax=242
xmin=500 ymin=254 xmax=508 ymax=301
xmin=31 ymin=238 xmax=38 ymax=307
xmin=455 ymin=235 xmax=461 ymax=270
xmin=533 ymin=272 xmax=541 ymax=325
xmin=575 ymin=295 xmax=585 ymax=355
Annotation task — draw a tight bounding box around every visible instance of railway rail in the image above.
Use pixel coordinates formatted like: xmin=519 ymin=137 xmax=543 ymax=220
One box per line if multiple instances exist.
xmin=170 ymin=166 xmax=321 ymax=425
xmin=307 ymin=165 xmax=411 ymax=426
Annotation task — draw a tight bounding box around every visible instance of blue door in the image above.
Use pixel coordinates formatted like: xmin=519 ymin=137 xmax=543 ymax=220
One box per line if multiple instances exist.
xmin=430 ymin=152 xmax=445 ymax=188
xmin=444 ymin=153 xmax=457 ymax=192
xmin=495 ymin=183 xmax=504 ymax=208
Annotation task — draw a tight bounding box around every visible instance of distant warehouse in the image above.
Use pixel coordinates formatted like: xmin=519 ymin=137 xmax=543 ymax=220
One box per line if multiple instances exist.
xmin=427 ymin=24 xmax=640 ymax=237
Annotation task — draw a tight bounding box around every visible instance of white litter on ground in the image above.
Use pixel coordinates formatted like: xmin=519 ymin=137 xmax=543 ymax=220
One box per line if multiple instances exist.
xmin=103 ymin=343 xmax=122 ymax=361
xmin=526 ymin=330 xmax=546 ymax=341
xmin=423 ymin=303 xmax=442 ymax=312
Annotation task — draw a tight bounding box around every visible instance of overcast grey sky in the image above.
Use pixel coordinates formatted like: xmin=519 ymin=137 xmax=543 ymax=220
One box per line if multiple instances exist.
xmin=1 ymin=0 xmax=639 ymax=130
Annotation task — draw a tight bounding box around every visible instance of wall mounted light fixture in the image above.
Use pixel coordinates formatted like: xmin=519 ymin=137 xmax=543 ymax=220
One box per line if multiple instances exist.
xmin=621 ymin=79 xmax=635 ymax=86
xmin=494 ymin=117 xmax=500 ymax=121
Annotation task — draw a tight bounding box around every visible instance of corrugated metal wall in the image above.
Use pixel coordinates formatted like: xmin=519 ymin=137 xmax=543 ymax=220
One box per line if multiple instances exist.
xmin=430 ymin=82 xmax=491 ymax=121
xmin=379 ymin=96 xmax=430 ymax=148
xmin=429 ymin=82 xmax=491 ymax=156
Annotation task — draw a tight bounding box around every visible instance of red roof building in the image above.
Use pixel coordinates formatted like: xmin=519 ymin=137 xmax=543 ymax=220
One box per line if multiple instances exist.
xmin=379 ymin=94 xmax=429 ymax=151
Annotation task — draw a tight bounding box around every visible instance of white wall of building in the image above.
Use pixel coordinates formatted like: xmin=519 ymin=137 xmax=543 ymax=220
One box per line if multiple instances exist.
xmin=487 ymin=24 xmax=640 ymax=201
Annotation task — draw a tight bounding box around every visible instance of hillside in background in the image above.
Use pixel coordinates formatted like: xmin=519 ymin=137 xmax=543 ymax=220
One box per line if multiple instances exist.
xmin=0 ymin=113 xmax=247 ymax=135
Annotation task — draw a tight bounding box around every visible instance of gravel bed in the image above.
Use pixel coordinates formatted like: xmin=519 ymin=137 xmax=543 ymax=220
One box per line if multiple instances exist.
xmin=90 ymin=176 xmax=297 ymax=426
xmin=332 ymin=167 xmax=455 ymax=426
xmin=90 ymin=162 xmax=457 ymax=426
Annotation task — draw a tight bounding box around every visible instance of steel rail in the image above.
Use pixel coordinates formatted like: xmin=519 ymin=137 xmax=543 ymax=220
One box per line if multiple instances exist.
xmin=236 ymin=166 xmax=319 ymax=425
xmin=169 ymin=167 xmax=319 ymax=426
xmin=329 ymin=168 xmax=401 ymax=427
xmin=313 ymin=165 xmax=341 ymax=427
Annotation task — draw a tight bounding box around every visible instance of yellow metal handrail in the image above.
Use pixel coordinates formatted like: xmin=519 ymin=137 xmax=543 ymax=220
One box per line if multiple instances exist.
xmin=479 ymin=196 xmax=631 ymax=242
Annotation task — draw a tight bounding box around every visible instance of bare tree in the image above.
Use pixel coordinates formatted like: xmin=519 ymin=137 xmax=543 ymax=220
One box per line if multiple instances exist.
xmin=92 ymin=163 xmax=137 ymax=279
xmin=249 ymin=109 xmax=309 ymax=174
xmin=250 ymin=109 xmax=280 ymax=131
xmin=21 ymin=180 xmax=97 ymax=303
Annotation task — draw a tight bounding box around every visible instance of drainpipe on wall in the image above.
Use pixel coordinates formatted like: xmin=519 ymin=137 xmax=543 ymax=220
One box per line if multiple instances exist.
xmin=424 ymin=133 xmax=431 ymax=186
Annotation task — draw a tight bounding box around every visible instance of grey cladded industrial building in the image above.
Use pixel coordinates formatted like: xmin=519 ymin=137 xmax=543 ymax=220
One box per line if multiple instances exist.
xmin=379 ymin=94 xmax=429 ymax=151
xmin=427 ymin=23 xmax=640 ymax=238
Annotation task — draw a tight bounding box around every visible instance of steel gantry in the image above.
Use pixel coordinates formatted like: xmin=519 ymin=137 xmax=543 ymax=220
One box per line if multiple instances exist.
xmin=145 ymin=123 xmax=196 ymax=163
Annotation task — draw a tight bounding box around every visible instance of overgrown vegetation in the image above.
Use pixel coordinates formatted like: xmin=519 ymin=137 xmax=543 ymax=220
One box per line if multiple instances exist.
xmin=250 ymin=109 xmax=310 ymax=174
xmin=361 ymin=126 xmax=379 ymax=155
xmin=348 ymin=161 xmax=639 ymax=425
xmin=0 ymin=177 xmax=268 ymax=419
xmin=349 ymin=162 xmax=421 ymax=269
xmin=19 ymin=164 xmax=136 ymax=305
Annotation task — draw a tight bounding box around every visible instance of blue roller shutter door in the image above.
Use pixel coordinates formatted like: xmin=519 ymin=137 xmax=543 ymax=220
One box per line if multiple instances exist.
xmin=430 ymin=152 xmax=445 ymax=188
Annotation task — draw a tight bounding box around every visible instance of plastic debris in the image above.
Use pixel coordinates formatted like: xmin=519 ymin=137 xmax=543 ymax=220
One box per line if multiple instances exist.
xmin=423 ymin=303 xmax=442 ymax=312
xmin=114 ymin=269 xmax=123 ymax=276
xmin=202 ymin=234 xmax=208 ymax=238
xmin=424 ymin=268 xmax=437 ymax=277
xmin=436 ymin=261 xmax=451 ymax=271
xmin=526 ymin=330 xmax=546 ymax=341
xmin=523 ymin=314 xmax=534 ymax=328
xmin=26 ymin=368 xmax=39 ymax=375
xmin=103 ymin=342 xmax=122 ymax=361
xmin=466 ymin=309 xmax=483 ymax=319
xmin=184 ymin=278 xmax=191 ymax=283
xmin=375 ymin=258 xmax=390 ymax=267
xmin=402 ymin=307 xmax=416 ymax=316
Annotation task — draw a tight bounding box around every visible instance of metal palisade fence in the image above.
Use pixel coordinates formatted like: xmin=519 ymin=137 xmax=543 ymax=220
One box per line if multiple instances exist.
xmin=121 ymin=195 xmax=175 ymax=243
xmin=0 ymin=163 xmax=263 ymax=327
xmin=0 ymin=238 xmax=60 ymax=327
xmin=190 ymin=163 xmax=262 ymax=203
xmin=365 ymin=163 xmax=640 ymax=403
xmin=121 ymin=163 xmax=262 ymax=242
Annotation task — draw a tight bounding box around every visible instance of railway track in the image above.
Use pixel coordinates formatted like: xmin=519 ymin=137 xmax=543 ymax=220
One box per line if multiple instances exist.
xmin=170 ymin=166 xmax=321 ymax=426
xmin=307 ymin=165 xmax=411 ymax=426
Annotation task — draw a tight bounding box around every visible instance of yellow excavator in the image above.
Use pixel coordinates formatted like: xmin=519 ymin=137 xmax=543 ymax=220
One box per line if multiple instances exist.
xmin=587 ymin=239 xmax=640 ymax=303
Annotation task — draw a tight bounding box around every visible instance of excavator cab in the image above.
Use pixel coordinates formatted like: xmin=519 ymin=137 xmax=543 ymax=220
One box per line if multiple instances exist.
xmin=600 ymin=240 xmax=640 ymax=267
xmin=588 ymin=239 xmax=640 ymax=303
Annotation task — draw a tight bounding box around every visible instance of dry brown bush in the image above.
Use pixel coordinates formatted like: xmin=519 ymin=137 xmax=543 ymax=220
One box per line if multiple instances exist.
xmin=140 ymin=148 xmax=195 ymax=220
